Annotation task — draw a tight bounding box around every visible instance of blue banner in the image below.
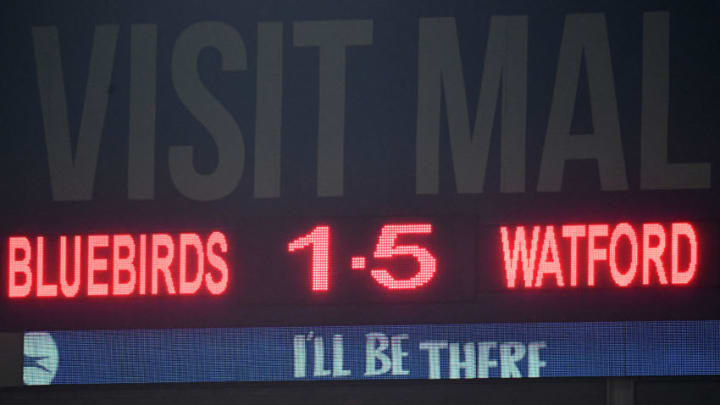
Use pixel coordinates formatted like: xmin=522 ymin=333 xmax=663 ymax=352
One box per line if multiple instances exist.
xmin=23 ymin=320 xmax=720 ymax=385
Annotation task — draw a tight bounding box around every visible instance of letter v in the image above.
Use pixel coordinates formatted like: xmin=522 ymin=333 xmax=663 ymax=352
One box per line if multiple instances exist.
xmin=33 ymin=25 xmax=118 ymax=200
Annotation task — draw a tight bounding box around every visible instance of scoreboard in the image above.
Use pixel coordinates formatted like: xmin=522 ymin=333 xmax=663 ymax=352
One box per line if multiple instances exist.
xmin=3 ymin=0 xmax=720 ymax=385
xmin=5 ymin=219 xmax=719 ymax=330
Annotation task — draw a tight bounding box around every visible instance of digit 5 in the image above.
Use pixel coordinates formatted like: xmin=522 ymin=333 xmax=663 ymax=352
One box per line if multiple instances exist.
xmin=370 ymin=224 xmax=437 ymax=289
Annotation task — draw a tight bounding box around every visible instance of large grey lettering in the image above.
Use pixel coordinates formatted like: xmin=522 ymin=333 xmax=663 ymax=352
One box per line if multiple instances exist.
xmin=538 ymin=13 xmax=628 ymax=191
xmin=33 ymin=25 xmax=118 ymax=201
xmin=416 ymin=16 xmax=528 ymax=194
xmin=641 ymin=12 xmax=710 ymax=189
xmin=254 ymin=22 xmax=284 ymax=198
xmin=170 ymin=22 xmax=246 ymax=201
xmin=128 ymin=24 xmax=158 ymax=200
xmin=294 ymin=20 xmax=373 ymax=197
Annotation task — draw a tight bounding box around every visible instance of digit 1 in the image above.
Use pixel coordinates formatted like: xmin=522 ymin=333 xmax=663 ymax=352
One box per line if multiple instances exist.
xmin=288 ymin=226 xmax=330 ymax=292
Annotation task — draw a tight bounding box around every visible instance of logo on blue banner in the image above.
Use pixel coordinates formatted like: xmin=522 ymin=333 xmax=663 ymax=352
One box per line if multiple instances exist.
xmin=23 ymin=332 xmax=59 ymax=385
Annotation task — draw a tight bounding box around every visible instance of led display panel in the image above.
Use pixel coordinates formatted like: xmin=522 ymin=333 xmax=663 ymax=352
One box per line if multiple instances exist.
xmin=23 ymin=320 xmax=720 ymax=385
xmin=2 ymin=0 xmax=720 ymax=386
xmin=4 ymin=218 xmax=720 ymax=331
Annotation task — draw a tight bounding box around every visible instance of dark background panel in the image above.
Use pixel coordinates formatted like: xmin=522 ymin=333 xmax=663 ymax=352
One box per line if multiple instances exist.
xmin=1 ymin=378 xmax=719 ymax=405
xmin=0 ymin=0 xmax=717 ymax=221
xmin=1 ymin=379 xmax=610 ymax=405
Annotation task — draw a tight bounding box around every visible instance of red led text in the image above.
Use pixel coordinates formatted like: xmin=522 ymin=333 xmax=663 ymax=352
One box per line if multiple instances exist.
xmin=499 ymin=222 xmax=698 ymax=288
xmin=7 ymin=232 xmax=229 ymax=298
xmin=288 ymin=223 xmax=438 ymax=292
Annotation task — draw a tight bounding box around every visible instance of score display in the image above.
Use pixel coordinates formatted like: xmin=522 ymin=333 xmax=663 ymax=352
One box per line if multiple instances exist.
xmin=288 ymin=224 xmax=438 ymax=291
xmin=4 ymin=0 xmax=720 ymax=386
xmin=3 ymin=217 xmax=718 ymax=331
